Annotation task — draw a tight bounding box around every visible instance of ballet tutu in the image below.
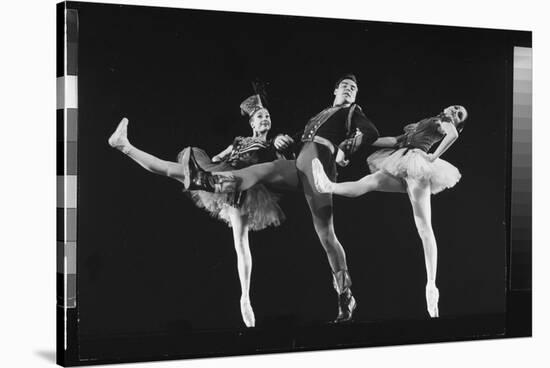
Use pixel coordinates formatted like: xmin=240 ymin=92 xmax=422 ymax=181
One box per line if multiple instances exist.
xmin=181 ymin=148 xmax=285 ymax=231
xmin=367 ymin=147 xmax=461 ymax=194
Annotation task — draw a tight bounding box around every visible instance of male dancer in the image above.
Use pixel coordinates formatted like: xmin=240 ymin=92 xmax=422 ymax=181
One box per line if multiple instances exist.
xmin=182 ymin=75 xmax=379 ymax=322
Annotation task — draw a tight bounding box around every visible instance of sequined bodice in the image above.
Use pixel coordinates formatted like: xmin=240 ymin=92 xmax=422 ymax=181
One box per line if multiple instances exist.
xmin=226 ymin=137 xmax=272 ymax=168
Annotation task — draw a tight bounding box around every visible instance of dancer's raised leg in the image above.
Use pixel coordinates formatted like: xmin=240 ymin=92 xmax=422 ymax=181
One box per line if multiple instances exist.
xmin=218 ymin=159 xmax=299 ymax=192
xmin=181 ymin=147 xmax=300 ymax=193
xmin=108 ymin=118 xmax=186 ymax=183
xmin=312 ymin=158 xmax=406 ymax=196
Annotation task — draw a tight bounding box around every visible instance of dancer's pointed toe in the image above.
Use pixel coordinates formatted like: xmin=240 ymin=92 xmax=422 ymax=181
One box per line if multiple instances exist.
xmin=240 ymin=298 xmax=256 ymax=328
xmin=426 ymin=284 xmax=440 ymax=318
xmin=312 ymin=158 xmax=333 ymax=194
xmin=108 ymin=117 xmax=131 ymax=153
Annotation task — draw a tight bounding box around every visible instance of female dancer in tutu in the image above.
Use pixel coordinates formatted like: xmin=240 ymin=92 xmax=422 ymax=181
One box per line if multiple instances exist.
xmin=108 ymin=94 xmax=291 ymax=327
xmin=312 ymin=105 xmax=468 ymax=318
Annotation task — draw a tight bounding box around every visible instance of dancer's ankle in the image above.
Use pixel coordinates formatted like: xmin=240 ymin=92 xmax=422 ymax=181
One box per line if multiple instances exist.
xmin=118 ymin=143 xmax=132 ymax=155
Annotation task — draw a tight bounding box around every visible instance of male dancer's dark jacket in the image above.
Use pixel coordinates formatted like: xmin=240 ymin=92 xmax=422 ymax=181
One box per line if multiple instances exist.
xmin=300 ymin=103 xmax=379 ymax=157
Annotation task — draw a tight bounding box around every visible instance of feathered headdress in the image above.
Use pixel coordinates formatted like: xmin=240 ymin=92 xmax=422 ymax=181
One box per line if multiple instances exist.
xmin=240 ymin=79 xmax=269 ymax=117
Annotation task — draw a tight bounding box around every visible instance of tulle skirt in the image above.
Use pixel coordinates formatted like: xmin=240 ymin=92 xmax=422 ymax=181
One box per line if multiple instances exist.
xmin=367 ymin=148 xmax=461 ymax=194
xmin=183 ymin=148 xmax=285 ymax=231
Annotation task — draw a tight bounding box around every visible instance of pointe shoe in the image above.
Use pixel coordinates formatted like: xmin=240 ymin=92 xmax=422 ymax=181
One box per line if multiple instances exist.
xmin=312 ymin=158 xmax=333 ymax=194
xmin=108 ymin=118 xmax=131 ymax=153
xmin=332 ymin=270 xmax=357 ymax=323
xmin=426 ymin=284 xmax=440 ymax=318
xmin=240 ymin=298 xmax=256 ymax=328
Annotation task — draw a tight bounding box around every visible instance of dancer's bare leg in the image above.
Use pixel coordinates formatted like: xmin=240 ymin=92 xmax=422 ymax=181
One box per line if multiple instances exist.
xmin=312 ymin=158 xmax=406 ymax=196
xmin=108 ymin=118 xmax=186 ymax=183
xmin=227 ymin=208 xmax=255 ymax=328
xmin=405 ymin=178 xmax=439 ymax=318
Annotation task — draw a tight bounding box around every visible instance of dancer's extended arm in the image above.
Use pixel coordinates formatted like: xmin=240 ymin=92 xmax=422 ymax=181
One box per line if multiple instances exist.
xmin=372 ymin=136 xmax=398 ymax=148
xmin=212 ymin=145 xmax=233 ymax=162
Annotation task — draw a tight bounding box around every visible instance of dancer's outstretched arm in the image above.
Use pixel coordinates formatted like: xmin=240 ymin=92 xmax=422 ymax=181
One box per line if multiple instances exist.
xmin=428 ymin=122 xmax=458 ymax=161
xmin=212 ymin=145 xmax=233 ymax=163
xmin=336 ymin=136 xmax=398 ymax=167
xmin=372 ymin=136 xmax=398 ymax=148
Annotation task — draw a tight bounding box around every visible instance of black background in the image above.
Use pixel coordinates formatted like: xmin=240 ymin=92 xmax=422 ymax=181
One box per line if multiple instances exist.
xmin=74 ymin=2 xmax=513 ymax=341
